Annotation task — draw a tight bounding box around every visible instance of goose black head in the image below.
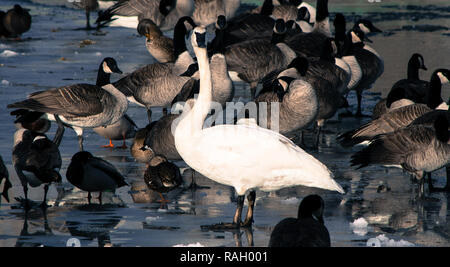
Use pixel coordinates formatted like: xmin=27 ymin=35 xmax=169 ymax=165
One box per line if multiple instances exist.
xmin=287 ymin=56 xmax=309 ymax=76
xmin=274 ymin=76 xmax=295 ymax=101
xmin=354 ymin=19 xmax=382 ymax=34
xmin=296 ymin=6 xmax=309 ymax=22
xmin=315 ymin=0 xmax=329 ymax=22
xmin=352 ymin=28 xmax=372 ymax=43
xmin=13 ymin=4 xmax=25 ymax=13
xmin=159 ymin=0 xmax=174 ymax=16
xmin=290 ymin=0 xmax=303 ymax=6
xmin=434 ymin=114 xmax=449 ymax=143
xmin=435 ymin=69 xmax=450 ymax=85
xmin=216 ymin=15 xmax=227 ymax=30
xmin=274 ymin=19 xmax=287 ymax=34
xmin=285 ymin=20 xmax=301 ymax=32
xmin=410 ymin=53 xmax=427 ymax=71
xmin=71 ymin=151 xmax=93 ymax=164
xmin=192 ymin=27 xmax=207 ymax=48
xmin=386 ymin=87 xmax=407 ymax=108
xmin=333 ymin=13 xmax=347 ymax=41
xmin=298 ymin=194 xmax=325 ymax=223
xmin=102 ymin=57 xmax=122 ymax=74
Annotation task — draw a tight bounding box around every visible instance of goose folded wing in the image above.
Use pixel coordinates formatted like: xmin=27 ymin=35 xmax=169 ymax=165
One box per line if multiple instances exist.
xmin=8 ymin=84 xmax=107 ymax=118
xmin=350 ymin=125 xmax=435 ymax=168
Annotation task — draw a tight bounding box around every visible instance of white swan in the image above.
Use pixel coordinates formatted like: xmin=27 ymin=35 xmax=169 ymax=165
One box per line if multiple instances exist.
xmin=174 ymin=26 xmax=344 ymax=228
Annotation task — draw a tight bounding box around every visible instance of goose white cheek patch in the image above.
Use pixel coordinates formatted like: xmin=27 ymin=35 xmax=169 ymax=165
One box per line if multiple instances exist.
xmin=359 ymin=23 xmax=371 ymax=34
xmin=103 ymin=61 xmax=113 ymax=74
xmin=437 ymin=72 xmax=449 ymax=84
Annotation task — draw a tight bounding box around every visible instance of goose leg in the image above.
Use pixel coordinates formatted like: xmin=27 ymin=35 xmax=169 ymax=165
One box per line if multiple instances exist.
xmin=1 ymin=176 xmax=12 ymax=203
xmin=86 ymin=10 xmax=92 ymax=30
xmin=98 ymin=192 xmax=102 ymax=205
xmin=87 ymin=192 xmax=92 ymax=205
xmin=40 ymin=184 xmax=49 ymax=209
xmin=78 ymin=135 xmax=84 ymax=151
xmin=23 ymin=184 xmax=30 ymax=210
xmin=147 ymin=109 xmax=152 ymax=123
xmin=241 ymin=190 xmax=255 ymax=227
xmin=250 ymin=82 xmax=258 ymax=99
xmin=53 ymin=115 xmax=65 ymax=147
xmin=355 ymin=88 xmax=363 ymax=117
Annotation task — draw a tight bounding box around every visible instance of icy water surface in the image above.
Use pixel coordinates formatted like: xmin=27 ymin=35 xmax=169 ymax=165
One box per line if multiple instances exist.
xmin=0 ymin=0 xmax=450 ymax=247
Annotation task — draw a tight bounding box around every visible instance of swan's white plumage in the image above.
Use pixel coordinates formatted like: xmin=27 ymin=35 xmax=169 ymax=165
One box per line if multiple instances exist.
xmin=174 ymin=26 xmax=345 ymax=197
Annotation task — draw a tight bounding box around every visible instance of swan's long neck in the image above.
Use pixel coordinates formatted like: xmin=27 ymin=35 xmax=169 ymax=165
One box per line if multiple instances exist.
xmin=179 ymin=45 xmax=212 ymax=134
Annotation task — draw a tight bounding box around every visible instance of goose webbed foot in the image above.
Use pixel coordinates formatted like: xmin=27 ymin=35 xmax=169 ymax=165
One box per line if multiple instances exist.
xmin=101 ymin=140 xmax=115 ymax=148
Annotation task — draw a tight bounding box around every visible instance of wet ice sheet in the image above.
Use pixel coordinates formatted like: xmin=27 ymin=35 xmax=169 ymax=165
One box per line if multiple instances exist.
xmin=1 ymin=0 xmax=450 ymax=247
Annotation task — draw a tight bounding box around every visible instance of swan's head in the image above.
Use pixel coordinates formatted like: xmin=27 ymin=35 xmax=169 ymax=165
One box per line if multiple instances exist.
xmin=287 ymin=56 xmax=309 ymax=76
xmin=298 ymin=194 xmax=325 ymax=224
xmin=410 ymin=53 xmax=427 ymax=71
xmin=191 ymin=26 xmax=207 ymax=48
xmin=354 ymin=19 xmax=382 ymax=34
xmin=216 ymin=15 xmax=227 ymax=30
xmin=296 ymin=6 xmax=310 ymax=22
xmin=273 ymin=19 xmax=286 ymax=35
xmin=101 ymin=57 xmax=122 ymax=74
xmin=434 ymin=114 xmax=449 ymax=143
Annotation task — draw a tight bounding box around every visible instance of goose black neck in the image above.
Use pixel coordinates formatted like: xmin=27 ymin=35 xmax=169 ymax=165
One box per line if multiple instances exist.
xmin=315 ymin=0 xmax=329 ymax=22
xmin=96 ymin=66 xmax=111 ymax=87
xmin=407 ymin=58 xmax=420 ymax=80
xmin=173 ymin=19 xmax=189 ymax=59
xmin=209 ymin=27 xmax=225 ymax=56
xmin=426 ymin=71 xmax=444 ymax=109
xmin=260 ymin=0 xmax=274 ymax=16
xmin=271 ymin=31 xmax=286 ymax=45
xmin=320 ymin=40 xmax=335 ymax=63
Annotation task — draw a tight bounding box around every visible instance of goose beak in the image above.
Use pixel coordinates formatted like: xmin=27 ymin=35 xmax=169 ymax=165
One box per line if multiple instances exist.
xmin=421 ymin=65 xmax=428 ymax=71
xmin=371 ymin=25 xmax=382 ymax=33
xmin=364 ymin=36 xmax=373 ymax=43
xmin=112 ymin=65 xmax=123 ymax=74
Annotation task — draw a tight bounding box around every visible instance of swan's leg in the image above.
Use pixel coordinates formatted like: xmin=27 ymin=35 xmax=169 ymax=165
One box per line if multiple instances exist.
xmin=241 ymin=190 xmax=256 ymax=227
xmin=233 ymin=195 xmax=245 ymax=225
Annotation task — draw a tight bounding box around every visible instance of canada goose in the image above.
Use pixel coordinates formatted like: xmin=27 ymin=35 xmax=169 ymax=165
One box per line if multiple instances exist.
xmin=66 ymin=151 xmax=128 ymax=204
xmin=175 ymin=27 xmax=344 ymax=229
xmin=338 ymin=69 xmax=450 ymax=147
xmin=72 ymin=0 xmax=99 ymax=29
xmin=390 ymin=53 xmax=429 ymax=103
xmin=7 ymin=57 xmax=127 ymax=151
xmin=345 ymin=28 xmax=384 ymax=117
xmin=0 ymin=156 xmax=12 ymax=203
xmin=144 ymin=154 xmax=182 ymax=203
xmin=137 ymin=19 xmax=175 ymax=63
xmin=131 ymin=123 xmax=156 ymax=163
xmin=371 ymin=54 xmax=428 ymax=120
xmin=269 ymin=194 xmax=330 ymax=247
xmin=285 ymin=0 xmax=331 ymax=58
xmin=255 ymin=58 xmax=318 ymax=136
xmin=225 ymin=19 xmax=297 ymax=98
xmin=113 ymin=16 xmax=196 ymax=122
xmin=2 ymin=4 xmax=31 ymax=38
xmin=89 ymin=58 xmax=138 ymax=149
xmin=10 ymin=109 xmax=51 ymax=134
xmin=93 ymin=114 xmax=138 ymax=148
xmin=251 ymin=0 xmax=316 ymax=24
xmin=192 ymin=0 xmax=241 ymax=27
xmin=12 ymin=129 xmax=62 ymax=209
xmin=96 ymin=0 xmax=194 ymax=31
xmin=350 ymin=114 xmax=450 ymax=197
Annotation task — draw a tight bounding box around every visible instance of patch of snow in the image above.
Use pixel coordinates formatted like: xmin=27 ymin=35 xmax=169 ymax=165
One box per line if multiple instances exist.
xmin=173 ymin=242 xmax=205 ymax=247
xmin=0 ymin=50 xmax=19 ymax=57
xmin=350 ymin=217 xmax=369 ymax=236
xmin=367 ymin=234 xmax=415 ymax=247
